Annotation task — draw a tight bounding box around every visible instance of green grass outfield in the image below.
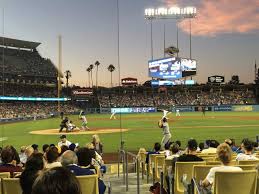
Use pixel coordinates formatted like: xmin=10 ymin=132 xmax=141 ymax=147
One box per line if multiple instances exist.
xmin=1 ymin=112 xmax=259 ymax=153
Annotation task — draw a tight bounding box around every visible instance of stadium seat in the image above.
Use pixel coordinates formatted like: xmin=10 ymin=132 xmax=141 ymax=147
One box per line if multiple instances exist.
xmin=0 ymin=173 xmax=10 ymax=194
xmin=76 ymin=175 xmax=99 ymax=194
xmin=236 ymin=165 xmax=257 ymax=170
xmin=238 ymin=160 xmax=259 ymax=165
xmin=174 ymin=161 xmax=206 ymax=194
xmin=138 ymin=152 xmax=147 ymax=178
xmin=213 ymin=170 xmax=257 ymax=194
xmin=154 ymin=155 xmax=165 ymax=181
xmin=148 ymin=154 xmax=161 ymax=182
xmin=2 ymin=178 xmax=22 ymax=194
xmin=192 ymin=165 xmax=219 ymax=194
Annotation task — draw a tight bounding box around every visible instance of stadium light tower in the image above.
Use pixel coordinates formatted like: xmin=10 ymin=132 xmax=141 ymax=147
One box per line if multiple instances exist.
xmin=144 ymin=6 xmax=197 ymax=59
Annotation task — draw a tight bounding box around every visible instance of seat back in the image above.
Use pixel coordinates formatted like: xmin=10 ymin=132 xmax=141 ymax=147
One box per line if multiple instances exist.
xmin=236 ymin=165 xmax=257 ymax=170
xmin=76 ymin=175 xmax=99 ymax=194
xmin=2 ymin=178 xmax=22 ymax=194
xmin=175 ymin=161 xmax=206 ymax=194
xmin=155 ymin=155 xmax=165 ymax=181
xmin=214 ymin=170 xmax=257 ymax=194
xmin=238 ymin=160 xmax=259 ymax=165
xmin=193 ymin=165 xmax=219 ymax=194
xmin=148 ymin=154 xmax=160 ymax=175
xmin=0 ymin=173 xmax=10 ymax=194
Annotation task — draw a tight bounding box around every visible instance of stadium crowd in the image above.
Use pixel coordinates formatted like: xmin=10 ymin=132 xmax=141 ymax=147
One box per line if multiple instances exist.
xmin=141 ymin=137 xmax=259 ymax=193
xmin=0 ymin=48 xmax=56 ymax=77
xmin=0 ymin=102 xmax=79 ymax=119
xmin=98 ymin=89 xmax=256 ymax=108
xmin=0 ymin=134 xmax=106 ymax=194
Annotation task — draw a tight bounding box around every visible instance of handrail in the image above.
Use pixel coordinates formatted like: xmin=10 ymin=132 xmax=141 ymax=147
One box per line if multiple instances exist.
xmin=125 ymin=151 xmax=140 ymax=194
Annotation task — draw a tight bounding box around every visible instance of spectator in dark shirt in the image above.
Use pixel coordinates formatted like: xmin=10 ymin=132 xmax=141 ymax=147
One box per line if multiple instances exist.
xmin=178 ymin=139 xmax=203 ymax=162
xmin=146 ymin=142 xmax=161 ymax=164
xmin=31 ymin=167 xmax=81 ymax=194
xmin=20 ymin=153 xmax=45 ymax=194
xmin=0 ymin=145 xmax=22 ymax=177
xmin=61 ymin=150 xmax=94 ymax=176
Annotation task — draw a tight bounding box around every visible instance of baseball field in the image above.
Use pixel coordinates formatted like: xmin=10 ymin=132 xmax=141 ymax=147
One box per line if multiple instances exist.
xmin=1 ymin=111 xmax=259 ymax=153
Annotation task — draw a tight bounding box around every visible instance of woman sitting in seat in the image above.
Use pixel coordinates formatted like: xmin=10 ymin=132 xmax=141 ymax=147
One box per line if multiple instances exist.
xmin=202 ymin=143 xmax=242 ymax=189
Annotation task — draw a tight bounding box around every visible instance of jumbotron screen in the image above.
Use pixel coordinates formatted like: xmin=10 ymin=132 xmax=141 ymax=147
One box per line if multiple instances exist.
xmin=148 ymin=57 xmax=197 ymax=79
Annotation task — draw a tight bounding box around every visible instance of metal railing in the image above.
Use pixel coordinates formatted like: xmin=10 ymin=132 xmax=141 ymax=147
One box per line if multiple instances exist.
xmin=117 ymin=149 xmax=140 ymax=194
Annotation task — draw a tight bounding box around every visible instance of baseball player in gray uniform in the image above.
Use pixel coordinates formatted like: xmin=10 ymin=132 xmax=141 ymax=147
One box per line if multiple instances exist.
xmin=158 ymin=117 xmax=172 ymax=149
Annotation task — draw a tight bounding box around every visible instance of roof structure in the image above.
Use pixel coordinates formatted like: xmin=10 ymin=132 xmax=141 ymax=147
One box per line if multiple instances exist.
xmin=0 ymin=36 xmax=41 ymax=49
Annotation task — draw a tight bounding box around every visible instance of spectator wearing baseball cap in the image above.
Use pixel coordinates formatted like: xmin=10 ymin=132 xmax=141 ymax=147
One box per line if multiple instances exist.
xmin=58 ymin=135 xmax=71 ymax=148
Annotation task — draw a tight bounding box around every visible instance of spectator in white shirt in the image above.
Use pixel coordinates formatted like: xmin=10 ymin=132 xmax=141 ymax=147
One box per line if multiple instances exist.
xmin=202 ymin=143 xmax=242 ymax=189
xmin=236 ymin=139 xmax=258 ymax=161
xmin=58 ymin=135 xmax=71 ymax=148
xmin=201 ymin=140 xmax=219 ymax=154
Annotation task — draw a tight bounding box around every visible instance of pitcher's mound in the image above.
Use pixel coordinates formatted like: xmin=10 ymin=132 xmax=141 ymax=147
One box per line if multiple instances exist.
xmin=30 ymin=128 xmax=129 ymax=135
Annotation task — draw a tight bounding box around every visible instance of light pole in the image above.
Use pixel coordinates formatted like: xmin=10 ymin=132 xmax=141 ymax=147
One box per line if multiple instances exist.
xmin=144 ymin=6 xmax=197 ymax=59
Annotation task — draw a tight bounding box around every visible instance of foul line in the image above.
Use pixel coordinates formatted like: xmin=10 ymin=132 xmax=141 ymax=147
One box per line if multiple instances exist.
xmin=176 ymin=124 xmax=259 ymax=129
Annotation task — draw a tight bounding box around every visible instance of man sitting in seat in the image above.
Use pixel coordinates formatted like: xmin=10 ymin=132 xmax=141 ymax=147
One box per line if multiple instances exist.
xmin=236 ymin=139 xmax=259 ymax=161
xmin=76 ymin=148 xmax=106 ymax=194
xmin=201 ymin=140 xmax=219 ymax=154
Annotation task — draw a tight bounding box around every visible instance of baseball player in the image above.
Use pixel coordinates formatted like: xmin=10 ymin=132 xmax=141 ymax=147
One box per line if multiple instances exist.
xmin=158 ymin=117 xmax=172 ymax=149
xmin=176 ymin=109 xmax=180 ymax=116
xmin=110 ymin=112 xmax=117 ymax=120
xmin=162 ymin=109 xmax=171 ymax=119
xmin=79 ymin=110 xmax=90 ymax=130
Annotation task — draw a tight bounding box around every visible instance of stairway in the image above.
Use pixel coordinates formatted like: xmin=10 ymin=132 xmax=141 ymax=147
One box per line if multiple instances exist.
xmin=103 ymin=173 xmax=152 ymax=194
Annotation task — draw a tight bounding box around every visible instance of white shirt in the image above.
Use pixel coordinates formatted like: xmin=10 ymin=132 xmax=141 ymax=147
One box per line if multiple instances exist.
xmin=58 ymin=140 xmax=72 ymax=147
xmin=236 ymin=153 xmax=259 ymax=161
xmin=205 ymin=166 xmax=242 ymax=184
xmin=201 ymin=147 xmax=217 ymax=154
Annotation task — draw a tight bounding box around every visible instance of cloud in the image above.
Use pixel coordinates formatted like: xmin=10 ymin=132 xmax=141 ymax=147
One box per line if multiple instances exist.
xmin=165 ymin=0 xmax=259 ymax=36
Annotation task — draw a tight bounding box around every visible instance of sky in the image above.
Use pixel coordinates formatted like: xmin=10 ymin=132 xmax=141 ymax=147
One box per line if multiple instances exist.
xmin=1 ymin=0 xmax=259 ymax=86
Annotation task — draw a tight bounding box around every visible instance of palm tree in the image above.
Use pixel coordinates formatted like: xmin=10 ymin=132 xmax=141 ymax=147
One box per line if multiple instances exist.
xmin=89 ymin=64 xmax=94 ymax=88
xmin=86 ymin=67 xmax=91 ymax=88
xmin=95 ymin=61 xmax=100 ymax=89
xmin=108 ymin=64 xmax=115 ymax=87
xmin=64 ymin=70 xmax=72 ymax=88
xmin=64 ymin=70 xmax=71 ymax=96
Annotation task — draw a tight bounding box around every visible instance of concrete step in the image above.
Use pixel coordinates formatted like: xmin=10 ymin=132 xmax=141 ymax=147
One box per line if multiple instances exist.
xmin=103 ymin=173 xmax=152 ymax=194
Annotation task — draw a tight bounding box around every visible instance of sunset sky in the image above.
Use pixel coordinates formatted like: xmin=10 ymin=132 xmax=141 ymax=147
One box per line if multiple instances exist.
xmin=1 ymin=0 xmax=259 ymax=86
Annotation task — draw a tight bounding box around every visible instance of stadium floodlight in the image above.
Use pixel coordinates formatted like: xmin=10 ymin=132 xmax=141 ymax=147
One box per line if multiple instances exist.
xmin=144 ymin=6 xmax=197 ymax=20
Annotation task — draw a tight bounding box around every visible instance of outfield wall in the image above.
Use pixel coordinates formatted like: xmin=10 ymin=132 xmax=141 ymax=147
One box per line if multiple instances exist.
xmin=99 ymin=105 xmax=259 ymax=113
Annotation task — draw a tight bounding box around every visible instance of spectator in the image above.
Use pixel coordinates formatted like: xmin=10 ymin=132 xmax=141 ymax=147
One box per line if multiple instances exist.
xmin=60 ymin=145 xmax=69 ymax=155
xmin=167 ymin=143 xmax=180 ymax=160
xmin=201 ymin=140 xmax=219 ymax=154
xmin=61 ymin=150 xmax=94 ymax=176
xmin=42 ymin=144 xmax=49 ymax=153
xmin=145 ymin=142 xmax=161 ymax=164
xmin=76 ymin=148 xmax=106 ymax=194
xmin=236 ymin=139 xmax=258 ymax=161
xmin=92 ymin=134 xmax=103 ymax=156
xmin=20 ymin=153 xmax=45 ymax=194
xmin=0 ymin=145 xmax=22 ymax=177
xmin=31 ymin=144 xmax=39 ymax=153
xmin=202 ymin=143 xmax=242 ymax=189
xmin=58 ymin=135 xmax=71 ymax=147
xmin=198 ymin=142 xmax=205 ymax=152
xmin=45 ymin=147 xmax=61 ymax=169
xmin=31 ymin=167 xmax=82 ymax=194
xmin=19 ymin=146 xmax=27 ymax=165
xmin=177 ymin=139 xmax=203 ymax=162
